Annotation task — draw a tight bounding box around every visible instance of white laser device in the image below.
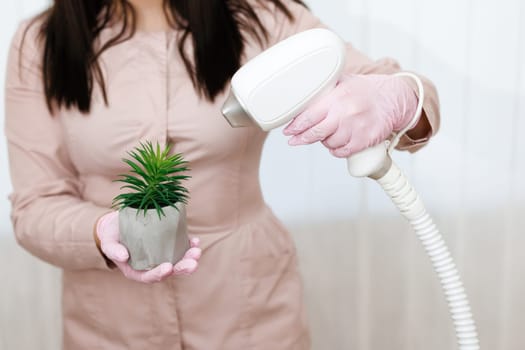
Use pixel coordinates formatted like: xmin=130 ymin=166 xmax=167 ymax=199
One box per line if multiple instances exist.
xmin=222 ymin=28 xmax=480 ymax=350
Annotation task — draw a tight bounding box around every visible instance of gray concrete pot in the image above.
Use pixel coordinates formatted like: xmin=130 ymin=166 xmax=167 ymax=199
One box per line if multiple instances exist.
xmin=118 ymin=204 xmax=189 ymax=271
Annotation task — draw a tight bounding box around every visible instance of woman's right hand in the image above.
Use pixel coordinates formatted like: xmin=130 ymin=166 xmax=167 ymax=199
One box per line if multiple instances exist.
xmin=95 ymin=211 xmax=201 ymax=283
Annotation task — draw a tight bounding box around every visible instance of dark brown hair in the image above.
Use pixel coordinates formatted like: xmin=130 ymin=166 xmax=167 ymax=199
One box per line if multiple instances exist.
xmin=26 ymin=0 xmax=306 ymax=113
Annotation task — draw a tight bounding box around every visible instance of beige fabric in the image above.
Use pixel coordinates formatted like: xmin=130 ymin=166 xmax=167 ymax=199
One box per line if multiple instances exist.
xmin=4 ymin=1 xmax=439 ymax=349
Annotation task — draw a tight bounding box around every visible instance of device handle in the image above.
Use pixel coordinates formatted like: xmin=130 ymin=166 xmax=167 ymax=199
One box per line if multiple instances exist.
xmin=346 ymin=142 xmax=390 ymax=178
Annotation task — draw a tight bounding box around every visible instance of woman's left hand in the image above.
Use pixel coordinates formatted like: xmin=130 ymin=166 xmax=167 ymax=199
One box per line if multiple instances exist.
xmin=282 ymin=74 xmax=419 ymax=158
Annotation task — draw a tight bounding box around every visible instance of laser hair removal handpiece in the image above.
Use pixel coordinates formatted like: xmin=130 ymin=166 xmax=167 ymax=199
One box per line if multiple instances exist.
xmin=222 ymin=29 xmax=480 ymax=350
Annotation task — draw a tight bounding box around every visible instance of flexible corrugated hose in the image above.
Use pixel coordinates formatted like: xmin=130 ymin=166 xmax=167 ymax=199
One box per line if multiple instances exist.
xmin=376 ymin=161 xmax=480 ymax=350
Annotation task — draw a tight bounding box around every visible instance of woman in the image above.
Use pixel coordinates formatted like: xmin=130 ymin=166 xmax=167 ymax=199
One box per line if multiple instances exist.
xmin=5 ymin=0 xmax=439 ymax=349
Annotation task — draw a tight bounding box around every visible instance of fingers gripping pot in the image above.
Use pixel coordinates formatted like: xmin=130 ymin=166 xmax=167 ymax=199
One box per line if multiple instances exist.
xmin=113 ymin=142 xmax=191 ymax=271
xmin=222 ymin=29 xmax=480 ymax=350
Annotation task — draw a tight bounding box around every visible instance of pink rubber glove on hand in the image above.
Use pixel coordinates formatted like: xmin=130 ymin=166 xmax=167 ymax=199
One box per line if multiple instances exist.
xmin=96 ymin=211 xmax=201 ymax=283
xmin=283 ymin=74 xmax=419 ymax=157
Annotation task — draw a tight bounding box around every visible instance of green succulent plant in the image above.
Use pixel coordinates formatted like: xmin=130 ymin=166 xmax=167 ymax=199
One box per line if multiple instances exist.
xmin=112 ymin=141 xmax=190 ymax=219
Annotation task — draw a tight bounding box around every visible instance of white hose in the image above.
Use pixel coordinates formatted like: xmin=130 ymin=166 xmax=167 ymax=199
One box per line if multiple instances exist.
xmin=376 ymin=161 xmax=480 ymax=350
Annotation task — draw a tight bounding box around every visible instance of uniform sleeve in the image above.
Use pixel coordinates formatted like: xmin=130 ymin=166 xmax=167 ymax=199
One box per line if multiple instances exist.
xmin=259 ymin=0 xmax=440 ymax=152
xmin=4 ymin=21 xmax=112 ymax=270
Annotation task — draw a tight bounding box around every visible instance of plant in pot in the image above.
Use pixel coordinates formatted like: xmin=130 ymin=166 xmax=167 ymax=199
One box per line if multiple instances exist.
xmin=112 ymin=141 xmax=191 ymax=271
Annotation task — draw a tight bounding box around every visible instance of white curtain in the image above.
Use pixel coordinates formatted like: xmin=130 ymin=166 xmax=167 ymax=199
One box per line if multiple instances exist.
xmin=1 ymin=0 xmax=524 ymax=349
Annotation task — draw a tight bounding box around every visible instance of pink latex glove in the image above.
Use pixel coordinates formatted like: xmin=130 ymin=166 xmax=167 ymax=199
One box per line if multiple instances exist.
xmin=96 ymin=211 xmax=202 ymax=283
xmin=283 ymin=74 xmax=419 ymax=157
